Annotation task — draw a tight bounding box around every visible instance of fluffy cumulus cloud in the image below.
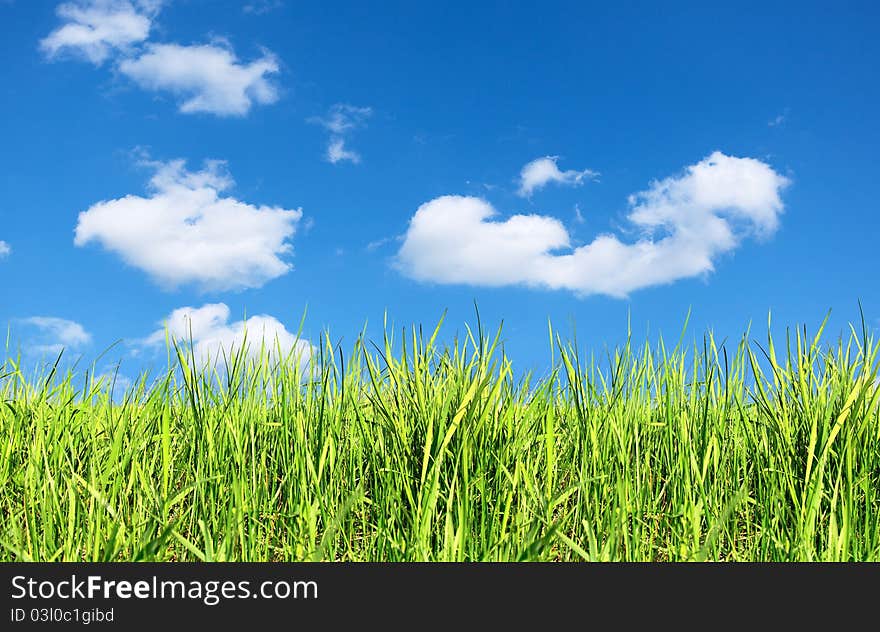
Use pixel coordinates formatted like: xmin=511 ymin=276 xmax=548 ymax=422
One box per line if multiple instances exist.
xmin=517 ymin=156 xmax=598 ymax=197
xmin=40 ymin=1 xmax=280 ymax=117
xmin=0 ymin=241 xmax=10 ymax=258
xmin=309 ymin=104 xmax=372 ymax=164
xmin=145 ymin=303 xmax=312 ymax=367
xmin=118 ymin=43 xmax=280 ymax=116
xmin=74 ymin=159 xmax=302 ymax=291
xmin=40 ymin=0 xmax=162 ymax=65
xmin=20 ymin=316 xmax=92 ymax=356
xmin=396 ymin=152 xmax=790 ymax=298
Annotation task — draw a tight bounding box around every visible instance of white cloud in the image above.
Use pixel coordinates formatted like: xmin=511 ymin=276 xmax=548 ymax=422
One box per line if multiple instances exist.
xmin=243 ymin=0 xmax=283 ymax=14
xmin=365 ymin=235 xmax=397 ymax=252
xmin=118 ymin=43 xmax=280 ymax=116
xmin=310 ymin=104 xmax=372 ymax=135
xmin=98 ymin=370 xmax=133 ymax=393
xmin=768 ymin=108 xmax=789 ymax=127
xmin=21 ymin=316 xmax=92 ymax=355
xmin=396 ymin=152 xmax=790 ymax=298
xmin=74 ymin=159 xmax=302 ymax=291
xmin=326 ymin=137 xmax=360 ymax=164
xmin=145 ymin=303 xmax=312 ymax=368
xmin=0 ymin=241 xmax=10 ymax=258
xmin=40 ymin=2 xmax=280 ymax=117
xmin=309 ymin=104 xmax=372 ymax=164
xmin=517 ymin=156 xmax=598 ymax=197
xmin=40 ymin=0 xmax=161 ymax=65
xmin=396 ymin=196 xmax=570 ymax=287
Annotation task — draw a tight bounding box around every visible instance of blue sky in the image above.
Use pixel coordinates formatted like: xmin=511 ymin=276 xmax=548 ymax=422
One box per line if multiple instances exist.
xmin=1 ymin=0 xmax=878 ymax=379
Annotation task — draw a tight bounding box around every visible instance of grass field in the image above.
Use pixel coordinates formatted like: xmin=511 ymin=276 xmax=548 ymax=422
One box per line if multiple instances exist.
xmin=2 ymin=314 xmax=879 ymax=561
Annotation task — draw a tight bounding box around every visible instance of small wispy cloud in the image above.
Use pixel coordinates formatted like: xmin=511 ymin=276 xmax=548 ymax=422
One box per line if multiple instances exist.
xmin=243 ymin=0 xmax=283 ymax=14
xmin=768 ymin=108 xmax=790 ymax=127
xmin=327 ymin=137 xmax=360 ymax=164
xmin=94 ymin=365 xmax=134 ymax=398
xmin=365 ymin=235 xmax=400 ymax=252
xmin=19 ymin=316 xmax=92 ymax=355
xmin=0 ymin=241 xmax=10 ymax=258
xmin=310 ymin=104 xmax=372 ymax=135
xmin=517 ymin=156 xmax=598 ymax=197
xmin=465 ymin=180 xmax=498 ymax=192
xmin=309 ymin=104 xmax=372 ymax=165
xmin=573 ymin=203 xmax=585 ymax=224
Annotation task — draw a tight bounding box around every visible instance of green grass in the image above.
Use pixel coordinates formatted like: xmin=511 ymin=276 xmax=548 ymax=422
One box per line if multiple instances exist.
xmin=1 ymin=312 xmax=879 ymax=561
